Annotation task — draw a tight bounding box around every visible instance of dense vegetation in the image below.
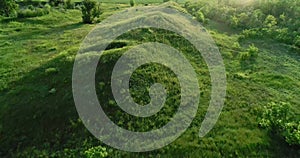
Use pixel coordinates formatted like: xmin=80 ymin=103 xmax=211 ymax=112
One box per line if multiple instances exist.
xmin=259 ymin=102 xmax=300 ymax=146
xmin=0 ymin=0 xmax=18 ymax=17
xmin=0 ymin=0 xmax=299 ymax=157
xmin=81 ymin=0 xmax=101 ymax=23
xmin=184 ymin=0 xmax=300 ymax=48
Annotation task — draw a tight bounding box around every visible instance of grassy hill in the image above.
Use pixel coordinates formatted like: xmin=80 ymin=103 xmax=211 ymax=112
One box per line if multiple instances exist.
xmin=0 ymin=1 xmax=299 ymax=157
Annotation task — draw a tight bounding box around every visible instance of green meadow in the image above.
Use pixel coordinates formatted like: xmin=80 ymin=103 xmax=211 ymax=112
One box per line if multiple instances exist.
xmin=0 ymin=0 xmax=299 ymax=157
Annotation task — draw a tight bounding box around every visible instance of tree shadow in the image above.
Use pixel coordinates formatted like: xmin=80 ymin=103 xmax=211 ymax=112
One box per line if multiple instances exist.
xmin=268 ymin=132 xmax=300 ymax=157
xmin=0 ymin=25 xmax=128 ymax=156
xmin=0 ymin=50 xmax=83 ymax=156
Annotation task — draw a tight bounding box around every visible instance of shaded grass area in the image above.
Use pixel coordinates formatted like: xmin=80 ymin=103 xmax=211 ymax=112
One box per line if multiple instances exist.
xmin=0 ymin=9 xmax=96 ymax=156
xmin=80 ymin=0 xmax=185 ymax=4
xmin=0 ymin=4 xmax=299 ymax=157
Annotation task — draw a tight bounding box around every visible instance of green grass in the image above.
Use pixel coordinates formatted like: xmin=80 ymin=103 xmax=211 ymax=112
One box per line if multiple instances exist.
xmin=90 ymin=0 xmax=186 ymax=4
xmin=22 ymin=0 xmax=186 ymax=4
xmin=0 ymin=3 xmax=299 ymax=157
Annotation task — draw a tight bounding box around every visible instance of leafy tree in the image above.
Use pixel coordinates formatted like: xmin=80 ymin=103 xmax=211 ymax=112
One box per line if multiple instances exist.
xmin=0 ymin=0 xmax=18 ymax=17
xmin=81 ymin=0 xmax=101 ymax=24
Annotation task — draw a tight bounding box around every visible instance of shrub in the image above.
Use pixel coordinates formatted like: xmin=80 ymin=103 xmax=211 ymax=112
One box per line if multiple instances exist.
xmin=239 ymin=52 xmax=250 ymax=61
xmin=84 ymin=146 xmax=108 ymax=158
xmin=239 ymin=44 xmax=259 ymax=61
xmin=49 ymin=0 xmax=64 ymax=7
xmin=264 ymin=15 xmax=277 ymax=28
xmin=283 ymin=122 xmax=300 ymax=145
xmin=64 ymin=0 xmax=75 ymax=9
xmin=44 ymin=3 xmax=51 ymax=11
xmin=274 ymin=28 xmax=292 ymax=44
xmin=259 ymin=102 xmax=290 ymax=129
xmin=17 ymin=5 xmax=50 ymax=18
xmin=259 ymin=102 xmax=300 ymax=146
xmin=241 ymin=29 xmax=263 ymax=39
xmin=0 ymin=0 xmax=18 ymax=17
xmin=129 ymin=0 xmax=135 ymax=7
xmin=230 ymin=15 xmax=239 ymax=28
xmin=75 ymin=4 xmax=82 ymax=10
xmin=294 ymin=35 xmax=300 ymax=47
xmin=45 ymin=67 xmax=58 ymax=74
xmin=57 ymin=2 xmax=66 ymax=12
xmin=196 ymin=10 xmax=205 ymax=23
xmin=28 ymin=4 xmax=34 ymax=10
xmin=81 ymin=0 xmax=101 ymax=24
xmin=247 ymin=44 xmax=259 ymax=58
xmin=238 ymin=12 xmax=250 ymax=28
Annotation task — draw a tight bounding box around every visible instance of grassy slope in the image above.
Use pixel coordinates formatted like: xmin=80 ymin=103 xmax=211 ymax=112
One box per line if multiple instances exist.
xmin=0 ymin=9 xmax=92 ymax=156
xmin=0 ymin=4 xmax=299 ymax=157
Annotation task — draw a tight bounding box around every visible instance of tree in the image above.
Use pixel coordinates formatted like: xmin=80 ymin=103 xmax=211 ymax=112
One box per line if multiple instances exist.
xmin=81 ymin=0 xmax=101 ymax=24
xmin=0 ymin=0 xmax=18 ymax=17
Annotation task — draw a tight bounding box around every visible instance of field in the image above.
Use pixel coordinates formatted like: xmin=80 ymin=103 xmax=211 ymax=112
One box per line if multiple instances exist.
xmin=18 ymin=0 xmax=186 ymax=4
xmin=0 ymin=0 xmax=299 ymax=157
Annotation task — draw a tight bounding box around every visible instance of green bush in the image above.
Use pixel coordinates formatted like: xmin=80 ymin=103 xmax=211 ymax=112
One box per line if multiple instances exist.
xmin=129 ymin=0 xmax=135 ymax=7
xmin=0 ymin=0 xmax=18 ymax=17
xmin=238 ymin=12 xmax=250 ymax=28
xmin=239 ymin=44 xmax=259 ymax=61
xmin=81 ymin=0 xmax=101 ymax=24
xmin=44 ymin=3 xmax=51 ymax=11
xmin=263 ymin=15 xmax=277 ymax=28
xmin=49 ymin=0 xmax=64 ymax=7
xmin=259 ymin=102 xmax=290 ymax=129
xmin=259 ymin=102 xmax=300 ymax=146
xmin=230 ymin=15 xmax=239 ymax=28
xmin=247 ymin=44 xmax=259 ymax=58
xmin=64 ymin=0 xmax=75 ymax=9
xmin=241 ymin=29 xmax=263 ymax=39
xmin=183 ymin=0 xmax=299 ymax=47
xmin=239 ymin=52 xmax=251 ymax=61
xmin=274 ymin=28 xmax=291 ymax=43
xmin=283 ymin=122 xmax=300 ymax=145
xmin=45 ymin=67 xmax=58 ymax=74
xmin=17 ymin=5 xmax=50 ymax=18
xmin=196 ymin=10 xmax=205 ymax=23
xmin=294 ymin=35 xmax=300 ymax=47
xmin=84 ymin=146 xmax=108 ymax=158
xmin=28 ymin=4 xmax=34 ymax=10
